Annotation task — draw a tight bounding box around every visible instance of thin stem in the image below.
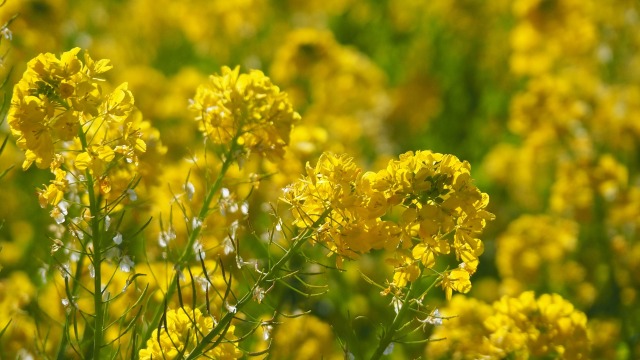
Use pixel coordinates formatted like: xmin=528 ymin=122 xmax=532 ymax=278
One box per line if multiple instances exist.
xmin=76 ymin=126 xmax=106 ymax=360
xmin=88 ymin=171 xmax=104 ymax=359
xmin=139 ymin=139 xmax=240 ymax=351
xmin=55 ymin=252 xmax=85 ymax=360
xmin=186 ymin=209 xmax=331 ymax=360
xmin=369 ymin=281 xmax=420 ymax=360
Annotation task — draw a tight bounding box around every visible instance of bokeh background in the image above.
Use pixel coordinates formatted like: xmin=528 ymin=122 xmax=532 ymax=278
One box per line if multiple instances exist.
xmin=1 ymin=0 xmax=640 ymax=358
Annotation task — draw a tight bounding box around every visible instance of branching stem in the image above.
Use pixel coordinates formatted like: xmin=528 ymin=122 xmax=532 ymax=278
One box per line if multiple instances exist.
xmin=185 ymin=209 xmax=331 ymax=359
xmin=139 ymin=137 xmax=240 ymax=351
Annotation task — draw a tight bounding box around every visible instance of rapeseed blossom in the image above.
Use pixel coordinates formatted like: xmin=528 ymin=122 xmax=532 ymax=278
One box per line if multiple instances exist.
xmin=372 ymin=151 xmax=494 ymax=289
xmin=269 ymin=314 xmax=341 ymax=360
xmin=8 ymin=47 xmax=112 ymax=170
xmin=4 ymin=0 xmax=640 ymax=358
xmin=284 ymin=150 xmax=493 ymax=297
xmin=496 ymin=215 xmax=583 ymax=296
xmin=270 ymin=28 xmax=392 ymax=158
xmin=139 ymin=306 xmax=242 ymax=359
xmin=0 ymin=272 xmax=40 ymax=356
xmin=190 ymin=66 xmax=300 ymax=159
xmin=7 ymin=48 xmax=154 ymax=212
xmin=427 ymin=292 xmax=590 ymax=359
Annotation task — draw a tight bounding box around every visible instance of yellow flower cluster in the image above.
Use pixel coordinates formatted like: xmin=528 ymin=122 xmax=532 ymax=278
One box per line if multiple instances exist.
xmin=7 ymin=48 xmax=154 ymax=210
xmin=139 ymin=306 xmax=242 ymax=359
xmin=509 ymin=74 xmax=590 ymax=140
xmin=0 ymin=272 xmax=40 ymax=357
xmin=496 ymin=215 xmax=587 ymax=296
xmin=8 ymin=47 xmax=113 ymax=170
xmin=375 ymin=151 xmax=494 ymax=292
xmin=270 ymin=28 xmax=392 ymax=158
xmin=284 ymin=150 xmax=493 ymax=297
xmin=427 ymin=292 xmax=590 ymax=359
xmin=269 ymin=314 xmax=341 ymax=360
xmin=189 ymin=66 xmax=300 ymax=159
xmin=476 ymin=1 xmax=640 ymax=354
xmin=284 ymin=152 xmax=400 ymax=266
xmin=485 ymin=70 xmax=640 ymax=215
xmin=425 ymin=295 xmax=498 ymax=359
xmin=510 ymin=0 xmax=596 ymax=75
xmin=487 ymin=292 xmax=590 ymax=359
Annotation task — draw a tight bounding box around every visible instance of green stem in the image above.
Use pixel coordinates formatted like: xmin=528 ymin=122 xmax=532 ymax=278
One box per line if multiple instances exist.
xmin=76 ymin=126 xmax=105 ymax=359
xmin=55 ymin=252 xmax=85 ymax=360
xmin=370 ymin=281 xmax=420 ymax=360
xmin=139 ymin=139 xmax=240 ymax=351
xmin=87 ymin=169 xmax=104 ymax=359
xmin=186 ymin=210 xmax=331 ymax=360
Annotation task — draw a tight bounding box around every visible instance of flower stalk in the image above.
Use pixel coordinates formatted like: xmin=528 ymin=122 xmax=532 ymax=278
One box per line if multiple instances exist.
xmin=76 ymin=125 xmax=106 ymax=359
xmin=140 ymin=136 xmax=240 ymax=348
xmin=185 ymin=208 xmax=331 ymax=359
xmin=369 ymin=280 xmax=418 ymax=360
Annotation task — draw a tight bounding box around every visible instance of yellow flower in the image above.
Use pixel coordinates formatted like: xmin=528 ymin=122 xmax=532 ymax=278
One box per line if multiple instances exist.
xmin=37 ymin=168 xmax=68 ymax=207
xmin=8 ymin=48 xmax=95 ymax=170
xmin=139 ymin=306 xmax=242 ymax=359
xmin=427 ymin=292 xmax=590 ymax=359
xmin=374 ymin=150 xmax=493 ymax=290
xmin=8 ymin=47 xmax=157 ymax=216
xmin=510 ymin=0 xmax=596 ymax=75
xmin=284 ymin=152 xmax=400 ymax=267
xmin=426 ymin=295 xmax=500 ymax=359
xmin=285 ymin=150 xmax=492 ymax=298
xmin=389 ymin=250 xmax=421 ymax=288
xmin=486 ymin=292 xmax=590 ymax=359
xmin=496 ymin=214 xmax=581 ymax=295
xmin=440 ymin=268 xmax=472 ymax=301
xmin=190 ymin=66 xmax=300 ymax=159
xmin=100 ymin=82 xmax=135 ymax=123
xmin=270 ymin=314 xmax=342 ymax=360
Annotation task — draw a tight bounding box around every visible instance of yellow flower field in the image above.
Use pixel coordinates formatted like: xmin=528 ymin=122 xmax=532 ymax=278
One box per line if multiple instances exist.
xmin=0 ymin=0 xmax=638 ymax=358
